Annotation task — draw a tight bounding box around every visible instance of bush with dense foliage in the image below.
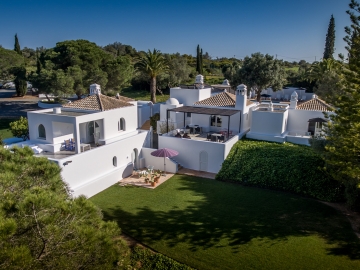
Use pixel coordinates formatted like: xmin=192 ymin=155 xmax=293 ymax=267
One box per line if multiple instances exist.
xmin=216 ymin=140 xmax=343 ymax=202
xmin=9 ymin=116 xmax=29 ymax=140
xmin=130 ymin=246 xmax=192 ymax=270
xmin=0 ymin=146 xmax=127 ymax=269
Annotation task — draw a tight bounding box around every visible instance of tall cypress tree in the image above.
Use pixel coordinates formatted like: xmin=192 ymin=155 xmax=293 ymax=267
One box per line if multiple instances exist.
xmin=13 ymin=34 xmax=27 ymax=96
xmin=196 ymin=44 xmax=201 ymax=74
xmin=14 ymin=34 xmax=21 ymax=55
xmin=200 ymin=48 xmax=203 ymax=74
xmin=323 ymin=15 xmax=336 ymax=59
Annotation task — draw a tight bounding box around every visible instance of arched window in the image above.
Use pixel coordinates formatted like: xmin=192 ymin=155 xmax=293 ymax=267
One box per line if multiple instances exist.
xmin=119 ymin=118 xmax=126 ymax=131
xmin=38 ymin=124 xmax=46 ymax=139
xmin=113 ymin=156 xmax=117 ymax=167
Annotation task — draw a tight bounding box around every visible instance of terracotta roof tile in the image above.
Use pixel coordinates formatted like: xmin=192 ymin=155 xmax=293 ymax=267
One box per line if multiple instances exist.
xmin=63 ymin=94 xmax=134 ymax=111
xmin=296 ymin=97 xmax=332 ymax=112
xmin=194 ymin=92 xmax=253 ymax=107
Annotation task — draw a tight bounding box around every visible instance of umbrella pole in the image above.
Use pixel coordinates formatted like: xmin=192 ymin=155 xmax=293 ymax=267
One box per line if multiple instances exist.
xmin=163 ymin=156 xmax=166 ymax=176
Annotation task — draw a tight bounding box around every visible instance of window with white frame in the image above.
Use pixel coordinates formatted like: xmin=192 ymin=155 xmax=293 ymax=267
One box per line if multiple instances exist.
xmin=210 ymin=115 xmax=222 ymax=127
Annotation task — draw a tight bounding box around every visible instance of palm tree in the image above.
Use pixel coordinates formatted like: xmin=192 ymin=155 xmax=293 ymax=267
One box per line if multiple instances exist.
xmin=137 ymin=49 xmax=168 ymax=103
xmin=306 ymin=58 xmax=341 ymax=82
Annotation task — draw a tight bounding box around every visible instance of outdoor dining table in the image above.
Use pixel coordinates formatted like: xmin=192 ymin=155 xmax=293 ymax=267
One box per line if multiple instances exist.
xmin=211 ymin=133 xmax=222 ymax=141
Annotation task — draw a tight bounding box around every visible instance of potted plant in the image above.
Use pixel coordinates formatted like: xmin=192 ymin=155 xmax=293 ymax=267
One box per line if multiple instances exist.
xmin=154 ymin=170 xmax=161 ymax=183
xmin=144 ymin=177 xmax=150 ymax=183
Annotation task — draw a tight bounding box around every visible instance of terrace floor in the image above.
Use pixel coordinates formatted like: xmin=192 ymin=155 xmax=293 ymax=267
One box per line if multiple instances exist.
xmin=37 ymin=142 xmax=98 ymax=160
xmin=171 ymin=132 xmax=235 ymax=143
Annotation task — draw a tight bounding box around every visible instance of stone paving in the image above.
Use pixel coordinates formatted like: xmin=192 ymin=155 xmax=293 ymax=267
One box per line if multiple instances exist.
xmin=118 ymin=168 xmax=216 ymax=189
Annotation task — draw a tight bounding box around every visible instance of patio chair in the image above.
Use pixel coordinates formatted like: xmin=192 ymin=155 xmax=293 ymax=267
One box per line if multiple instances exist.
xmin=211 ymin=135 xmax=217 ymax=142
xmin=189 ymin=127 xmax=194 ymax=134
xmin=207 ymin=133 xmax=211 ymax=141
xmin=195 ymin=126 xmax=201 ymax=134
xmin=64 ymin=140 xmax=71 ymax=150
xmin=219 ymin=135 xmax=225 ymax=142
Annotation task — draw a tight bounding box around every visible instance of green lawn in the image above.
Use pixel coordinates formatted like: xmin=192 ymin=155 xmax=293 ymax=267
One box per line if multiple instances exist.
xmin=91 ymin=175 xmax=360 ymax=270
xmin=121 ymin=87 xmax=170 ymax=103
xmin=0 ymin=119 xmax=14 ymax=139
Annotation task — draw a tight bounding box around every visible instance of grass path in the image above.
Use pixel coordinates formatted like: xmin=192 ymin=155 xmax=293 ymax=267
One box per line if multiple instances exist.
xmin=91 ymin=175 xmax=360 ymax=270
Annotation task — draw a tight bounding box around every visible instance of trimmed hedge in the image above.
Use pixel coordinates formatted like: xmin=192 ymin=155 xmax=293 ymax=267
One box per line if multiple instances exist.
xmin=130 ymin=246 xmax=193 ymax=270
xmin=216 ymin=140 xmax=344 ymax=202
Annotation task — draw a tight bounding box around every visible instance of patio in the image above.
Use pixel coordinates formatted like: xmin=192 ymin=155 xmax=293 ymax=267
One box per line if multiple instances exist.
xmin=119 ymin=170 xmax=175 ymax=189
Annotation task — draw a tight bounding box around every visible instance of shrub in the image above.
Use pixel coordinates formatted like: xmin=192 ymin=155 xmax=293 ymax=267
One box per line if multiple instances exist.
xmin=216 ymin=140 xmax=344 ymax=202
xmin=130 ymin=246 xmax=193 ymax=270
xmin=9 ymin=117 xmax=29 ymax=140
xmin=150 ymin=113 xmax=160 ymax=132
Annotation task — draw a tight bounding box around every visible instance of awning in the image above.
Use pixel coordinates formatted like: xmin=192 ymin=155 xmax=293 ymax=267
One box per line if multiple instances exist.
xmin=308 ymin=118 xmax=327 ymax=123
xmin=167 ymin=106 xmax=240 ymax=116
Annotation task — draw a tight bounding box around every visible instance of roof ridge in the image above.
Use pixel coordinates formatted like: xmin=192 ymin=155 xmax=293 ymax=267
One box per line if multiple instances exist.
xmin=98 ymin=94 xmax=104 ymax=111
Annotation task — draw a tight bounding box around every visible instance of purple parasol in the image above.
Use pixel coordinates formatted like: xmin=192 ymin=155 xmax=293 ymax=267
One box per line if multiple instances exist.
xmin=151 ymin=148 xmax=179 ymax=175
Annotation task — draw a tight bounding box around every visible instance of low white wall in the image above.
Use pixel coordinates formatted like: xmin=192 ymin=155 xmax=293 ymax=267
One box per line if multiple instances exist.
xmin=246 ymin=132 xmax=286 ymax=143
xmin=141 ymin=147 xmax=177 ymax=173
xmin=158 ymin=135 xmax=227 ymax=173
xmin=286 ymin=135 xmax=310 ymax=146
xmin=59 ymin=131 xmax=148 ymax=197
xmin=287 ymin=109 xmax=328 ymax=133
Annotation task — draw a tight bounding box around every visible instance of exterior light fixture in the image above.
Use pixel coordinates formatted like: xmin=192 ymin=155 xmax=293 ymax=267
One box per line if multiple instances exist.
xmin=63 ymin=160 xmax=73 ymax=166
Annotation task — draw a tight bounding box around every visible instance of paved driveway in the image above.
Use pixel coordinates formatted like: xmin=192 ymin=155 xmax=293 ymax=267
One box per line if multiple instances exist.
xmin=0 ymin=88 xmax=40 ymax=118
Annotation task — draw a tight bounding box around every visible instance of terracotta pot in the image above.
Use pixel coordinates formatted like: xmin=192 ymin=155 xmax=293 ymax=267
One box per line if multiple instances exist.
xmin=151 ymin=182 xmax=156 ymax=187
xmin=154 ymin=176 xmax=160 ymax=183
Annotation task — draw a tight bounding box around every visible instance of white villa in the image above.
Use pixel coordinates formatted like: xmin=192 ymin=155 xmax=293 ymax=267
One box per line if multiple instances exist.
xmin=4 ymin=78 xmax=333 ymax=198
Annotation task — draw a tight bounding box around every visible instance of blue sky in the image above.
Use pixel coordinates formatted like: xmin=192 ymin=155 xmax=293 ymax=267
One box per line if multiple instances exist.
xmin=0 ymin=0 xmax=351 ymax=62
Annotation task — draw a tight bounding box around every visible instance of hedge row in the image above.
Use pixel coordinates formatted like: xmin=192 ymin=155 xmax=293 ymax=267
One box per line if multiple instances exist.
xmin=216 ymin=140 xmax=344 ymax=202
xmin=130 ymin=246 xmax=193 ymax=270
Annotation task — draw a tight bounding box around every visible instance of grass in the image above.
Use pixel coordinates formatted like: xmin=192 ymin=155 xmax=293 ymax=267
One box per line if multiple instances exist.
xmin=121 ymin=87 xmax=170 ymax=103
xmin=0 ymin=119 xmax=14 ymax=139
xmin=285 ymin=66 xmax=299 ymax=72
xmin=91 ymin=175 xmax=360 ymax=270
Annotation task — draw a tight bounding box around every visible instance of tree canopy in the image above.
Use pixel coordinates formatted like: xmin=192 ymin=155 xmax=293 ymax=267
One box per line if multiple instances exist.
xmin=0 ymin=146 xmax=126 ymax=269
xmin=31 ymin=39 xmax=133 ymax=98
xmin=233 ymin=52 xmax=286 ymax=101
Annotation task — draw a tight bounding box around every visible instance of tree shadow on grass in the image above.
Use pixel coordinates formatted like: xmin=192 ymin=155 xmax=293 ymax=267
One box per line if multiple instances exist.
xmin=101 ymin=176 xmax=360 ymax=260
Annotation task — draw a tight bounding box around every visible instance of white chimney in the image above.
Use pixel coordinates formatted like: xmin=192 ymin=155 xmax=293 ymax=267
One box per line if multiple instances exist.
xmin=53 ymin=107 xmax=61 ymax=114
xmin=89 ymin=84 xmax=101 ymax=95
xmin=290 ymin=91 xmax=298 ymax=109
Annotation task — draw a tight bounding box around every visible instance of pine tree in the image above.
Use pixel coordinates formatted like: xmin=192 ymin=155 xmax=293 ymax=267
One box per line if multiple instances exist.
xmin=196 ymin=44 xmax=201 ymax=74
xmin=0 ymin=146 xmax=127 ymax=268
xmin=14 ymin=34 xmax=21 ymax=55
xmin=323 ymin=15 xmax=336 ymax=59
xmin=322 ymin=0 xmax=360 ymax=209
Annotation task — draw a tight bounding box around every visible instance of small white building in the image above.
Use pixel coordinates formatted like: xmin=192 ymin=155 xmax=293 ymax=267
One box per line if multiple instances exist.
xmin=9 ymin=85 xmax=153 ymax=198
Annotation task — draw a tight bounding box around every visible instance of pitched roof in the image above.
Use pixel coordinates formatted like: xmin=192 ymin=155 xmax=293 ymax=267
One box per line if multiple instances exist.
xmin=63 ymin=94 xmax=134 ymax=111
xmin=194 ymin=92 xmax=253 ymax=107
xmin=296 ymin=97 xmax=332 ymax=112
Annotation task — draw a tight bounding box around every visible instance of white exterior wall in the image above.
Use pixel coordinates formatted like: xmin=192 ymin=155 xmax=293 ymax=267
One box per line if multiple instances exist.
xmin=137 ymin=103 xmax=151 ymax=128
xmin=250 ymin=110 xmax=288 ymax=136
xmin=141 ymin=147 xmax=177 ymax=173
xmin=28 ymin=110 xmax=76 ymax=145
xmin=170 ymin=87 xmax=211 ymax=106
xmin=159 ymin=136 xmax=228 ymax=173
xmin=58 ymin=131 xmax=148 ymax=198
xmin=287 ymin=109 xmax=329 ymax=133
